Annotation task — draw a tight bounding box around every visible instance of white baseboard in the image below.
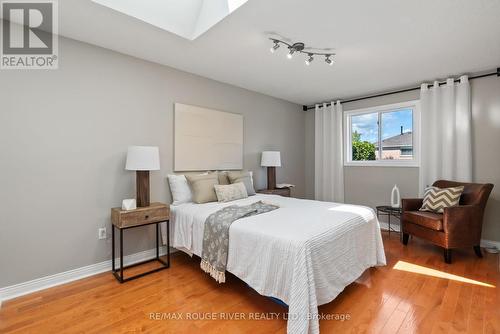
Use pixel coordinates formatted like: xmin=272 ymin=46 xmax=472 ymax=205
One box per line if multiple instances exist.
xmin=0 ymin=246 xmax=170 ymax=303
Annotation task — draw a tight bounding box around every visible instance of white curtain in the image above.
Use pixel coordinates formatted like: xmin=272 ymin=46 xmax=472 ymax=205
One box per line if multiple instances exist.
xmin=314 ymin=101 xmax=344 ymax=202
xmin=419 ymin=75 xmax=472 ymax=195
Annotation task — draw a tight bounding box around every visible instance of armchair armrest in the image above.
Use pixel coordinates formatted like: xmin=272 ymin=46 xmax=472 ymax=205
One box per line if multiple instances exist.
xmin=443 ymin=205 xmax=482 ymax=244
xmin=402 ymin=198 xmax=423 ymax=212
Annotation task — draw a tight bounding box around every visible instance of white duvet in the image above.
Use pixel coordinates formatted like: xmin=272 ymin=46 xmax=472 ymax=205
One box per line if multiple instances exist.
xmin=163 ymin=194 xmax=386 ymax=334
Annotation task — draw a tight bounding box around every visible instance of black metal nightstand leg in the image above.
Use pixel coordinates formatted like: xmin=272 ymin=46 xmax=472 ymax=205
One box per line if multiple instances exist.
xmin=156 ymin=222 xmax=159 ymax=259
xmin=112 ymin=225 xmax=115 ymax=272
xmin=388 ymin=213 xmax=391 ymax=235
xmin=120 ymin=228 xmax=124 ymax=282
xmin=167 ymin=221 xmax=170 ymax=268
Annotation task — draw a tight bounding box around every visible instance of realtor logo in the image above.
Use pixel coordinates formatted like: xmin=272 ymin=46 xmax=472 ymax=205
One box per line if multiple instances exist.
xmin=1 ymin=0 xmax=58 ymax=69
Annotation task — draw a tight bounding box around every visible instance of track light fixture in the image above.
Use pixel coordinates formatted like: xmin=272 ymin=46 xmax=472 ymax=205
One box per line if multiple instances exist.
xmin=305 ymin=54 xmax=314 ymax=66
xmin=270 ymin=40 xmax=280 ymax=53
xmin=269 ymin=38 xmax=335 ymax=67
xmin=325 ymin=55 xmax=334 ymax=66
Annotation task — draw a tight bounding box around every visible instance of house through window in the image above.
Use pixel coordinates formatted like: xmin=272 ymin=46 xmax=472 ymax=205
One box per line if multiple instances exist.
xmin=344 ymin=101 xmax=419 ymax=166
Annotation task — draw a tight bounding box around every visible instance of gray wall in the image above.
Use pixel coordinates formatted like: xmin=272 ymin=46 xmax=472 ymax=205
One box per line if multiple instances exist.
xmin=305 ymin=76 xmax=500 ymax=241
xmin=0 ymin=37 xmax=305 ymax=287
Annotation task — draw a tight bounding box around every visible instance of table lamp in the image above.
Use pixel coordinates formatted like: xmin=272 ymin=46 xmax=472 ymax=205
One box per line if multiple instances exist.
xmin=125 ymin=146 xmax=160 ymax=207
xmin=261 ymin=151 xmax=281 ymax=190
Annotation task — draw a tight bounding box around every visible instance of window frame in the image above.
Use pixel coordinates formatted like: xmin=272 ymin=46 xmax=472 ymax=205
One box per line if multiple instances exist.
xmin=343 ymin=100 xmax=420 ymax=167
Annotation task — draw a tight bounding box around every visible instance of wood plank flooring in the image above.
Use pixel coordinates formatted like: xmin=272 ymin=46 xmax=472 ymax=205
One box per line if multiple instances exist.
xmin=1 ymin=232 xmax=499 ymax=333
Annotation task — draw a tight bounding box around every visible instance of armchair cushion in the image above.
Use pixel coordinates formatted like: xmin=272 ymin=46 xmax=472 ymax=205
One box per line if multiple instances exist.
xmin=404 ymin=211 xmax=443 ymax=231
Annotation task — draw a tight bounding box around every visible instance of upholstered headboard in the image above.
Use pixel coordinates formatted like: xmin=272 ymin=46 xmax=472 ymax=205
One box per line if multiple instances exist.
xmin=174 ymin=103 xmax=243 ymax=171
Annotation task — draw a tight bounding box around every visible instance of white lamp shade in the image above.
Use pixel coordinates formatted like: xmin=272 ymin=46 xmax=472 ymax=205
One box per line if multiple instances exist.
xmin=125 ymin=146 xmax=160 ymax=171
xmin=261 ymin=151 xmax=281 ymax=167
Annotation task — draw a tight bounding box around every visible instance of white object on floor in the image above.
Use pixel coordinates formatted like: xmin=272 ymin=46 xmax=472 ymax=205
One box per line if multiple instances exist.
xmin=391 ymin=184 xmax=401 ymax=208
xmin=315 ymin=101 xmax=344 ymax=202
xmin=419 ymin=76 xmax=472 ymax=195
xmin=484 ymin=247 xmax=499 ymax=254
xmin=166 ymin=194 xmax=386 ymax=334
xmin=121 ymin=199 xmax=136 ymax=210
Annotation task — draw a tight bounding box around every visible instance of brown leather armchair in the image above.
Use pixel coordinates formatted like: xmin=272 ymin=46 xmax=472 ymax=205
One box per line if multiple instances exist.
xmin=401 ymin=180 xmax=493 ymax=263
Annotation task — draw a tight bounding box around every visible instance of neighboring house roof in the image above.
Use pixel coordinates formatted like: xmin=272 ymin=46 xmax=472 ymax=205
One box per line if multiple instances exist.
xmin=374 ymin=131 xmax=412 ymax=149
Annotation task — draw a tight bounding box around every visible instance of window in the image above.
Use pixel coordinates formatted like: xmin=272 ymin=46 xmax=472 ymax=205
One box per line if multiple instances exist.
xmin=344 ymin=100 xmax=419 ymax=166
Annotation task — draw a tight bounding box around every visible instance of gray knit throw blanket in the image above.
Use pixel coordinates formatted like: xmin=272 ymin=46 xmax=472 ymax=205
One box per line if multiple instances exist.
xmin=200 ymin=201 xmax=279 ymax=283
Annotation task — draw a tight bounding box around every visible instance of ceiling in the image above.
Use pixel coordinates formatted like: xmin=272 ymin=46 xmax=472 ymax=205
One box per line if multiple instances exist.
xmin=29 ymin=0 xmax=500 ymax=105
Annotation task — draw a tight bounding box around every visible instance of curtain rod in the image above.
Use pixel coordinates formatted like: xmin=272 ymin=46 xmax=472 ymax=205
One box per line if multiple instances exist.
xmin=302 ymin=67 xmax=500 ymax=111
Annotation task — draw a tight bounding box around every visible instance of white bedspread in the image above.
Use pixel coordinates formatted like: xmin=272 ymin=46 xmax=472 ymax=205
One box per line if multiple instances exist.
xmin=163 ymin=194 xmax=386 ymax=334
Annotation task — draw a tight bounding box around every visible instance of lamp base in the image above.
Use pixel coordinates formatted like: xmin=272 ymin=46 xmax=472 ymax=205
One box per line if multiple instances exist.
xmin=136 ymin=171 xmax=150 ymax=207
xmin=267 ymin=166 xmax=276 ymax=190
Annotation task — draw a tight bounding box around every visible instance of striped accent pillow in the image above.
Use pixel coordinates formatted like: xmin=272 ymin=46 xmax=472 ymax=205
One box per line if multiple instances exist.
xmin=420 ymin=186 xmax=464 ymax=213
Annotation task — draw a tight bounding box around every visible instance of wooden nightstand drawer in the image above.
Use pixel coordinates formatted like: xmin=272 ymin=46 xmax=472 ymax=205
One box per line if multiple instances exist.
xmin=111 ymin=202 xmax=169 ymax=228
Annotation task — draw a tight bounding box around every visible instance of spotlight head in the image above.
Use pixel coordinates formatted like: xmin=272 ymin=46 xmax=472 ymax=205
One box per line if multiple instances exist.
xmin=270 ymin=40 xmax=280 ymax=53
xmin=305 ymin=54 xmax=314 ymax=66
xmin=287 ymin=48 xmax=295 ymax=59
xmin=325 ymin=55 xmax=334 ymax=66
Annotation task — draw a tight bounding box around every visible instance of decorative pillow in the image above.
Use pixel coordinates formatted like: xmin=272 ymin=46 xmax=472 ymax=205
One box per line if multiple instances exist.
xmin=214 ymin=182 xmax=248 ymax=202
xmin=227 ymin=171 xmax=256 ymax=196
xmin=167 ymin=174 xmax=193 ymax=205
xmin=186 ymin=174 xmax=219 ymax=204
xmin=209 ymin=171 xmax=230 ymax=185
xmin=420 ymin=186 xmax=464 ymax=213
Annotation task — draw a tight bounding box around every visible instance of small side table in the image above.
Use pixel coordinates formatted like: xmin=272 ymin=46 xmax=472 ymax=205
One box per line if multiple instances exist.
xmin=111 ymin=202 xmax=170 ymax=283
xmin=257 ymin=188 xmax=291 ymax=197
xmin=376 ymin=205 xmax=402 ymax=235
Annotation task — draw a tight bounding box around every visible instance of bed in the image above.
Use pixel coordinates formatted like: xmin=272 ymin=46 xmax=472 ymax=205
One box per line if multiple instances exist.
xmin=163 ymin=194 xmax=386 ymax=334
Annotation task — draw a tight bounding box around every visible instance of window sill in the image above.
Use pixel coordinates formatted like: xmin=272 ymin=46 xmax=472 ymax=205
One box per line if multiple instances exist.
xmin=344 ymin=161 xmax=419 ymax=167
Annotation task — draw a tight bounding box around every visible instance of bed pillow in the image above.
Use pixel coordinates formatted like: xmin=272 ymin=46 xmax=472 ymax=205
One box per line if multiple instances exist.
xmin=227 ymin=171 xmax=256 ymax=196
xmin=167 ymin=174 xmax=192 ymax=205
xmin=214 ymin=182 xmax=248 ymax=202
xmin=209 ymin=171 xmax=230 ymax=185
xmin=186 ymin=173 xmax=219 ymax=204
xmin=419 ymin=186 xmax=464 ymax=213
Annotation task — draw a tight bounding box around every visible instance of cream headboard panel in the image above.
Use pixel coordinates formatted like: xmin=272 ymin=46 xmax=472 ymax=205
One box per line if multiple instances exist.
xmin=174 ymin=103 xmax=243 ymax=171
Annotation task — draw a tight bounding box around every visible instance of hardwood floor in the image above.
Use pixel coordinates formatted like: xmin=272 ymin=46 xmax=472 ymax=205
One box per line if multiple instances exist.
xmin=1 ymin=232 xmax=499 ymax=333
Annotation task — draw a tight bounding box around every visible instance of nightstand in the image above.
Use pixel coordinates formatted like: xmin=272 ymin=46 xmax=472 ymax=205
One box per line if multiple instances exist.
xmin=111 ymin=202 xmax=170 ymax=283
xmin=257 ymin=188 xmax=291 ymax=197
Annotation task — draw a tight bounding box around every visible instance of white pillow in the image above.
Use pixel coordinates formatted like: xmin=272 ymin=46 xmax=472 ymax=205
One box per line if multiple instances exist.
xmin=167 ymin=174 xmax=192 ymax=205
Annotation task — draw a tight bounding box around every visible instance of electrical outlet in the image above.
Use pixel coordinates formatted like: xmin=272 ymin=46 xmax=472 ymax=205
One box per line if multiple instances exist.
xmin=98 ymin=227 xmax=107 ymax=240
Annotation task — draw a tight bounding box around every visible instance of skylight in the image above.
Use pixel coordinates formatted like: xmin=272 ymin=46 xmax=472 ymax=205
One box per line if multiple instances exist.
xmin=92 ymin=0 xmax=249 ymax=40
